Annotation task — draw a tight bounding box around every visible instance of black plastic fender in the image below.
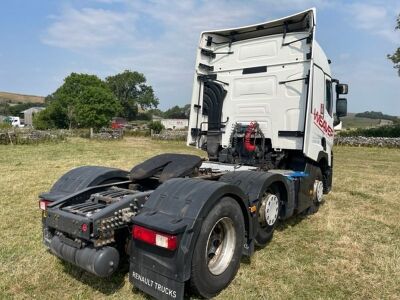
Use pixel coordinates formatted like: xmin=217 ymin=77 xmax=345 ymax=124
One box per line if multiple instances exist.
xmin=317 ymin=151 xmax=329 ymax=166
xmin=129 ymin=178 xmax=250 ymax=299
xmin=40 ymin=166 xmax=128 ymax=201
xmin=317 ymin=151 xmax=333 ymax=194
xmin=219 ymin=171 xmax=295 ymax=221
xmin=297 ymin=162 xmax=321 ymax=213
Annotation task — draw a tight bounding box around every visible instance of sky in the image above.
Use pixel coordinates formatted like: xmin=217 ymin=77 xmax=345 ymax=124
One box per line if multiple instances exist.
xmin=0 ymin=0 xmax=399 ymax=115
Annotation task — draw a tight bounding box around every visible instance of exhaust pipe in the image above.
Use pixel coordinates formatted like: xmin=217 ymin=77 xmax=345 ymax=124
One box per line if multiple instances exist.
xmin=50 ymin=236 xmax=119 ymax=277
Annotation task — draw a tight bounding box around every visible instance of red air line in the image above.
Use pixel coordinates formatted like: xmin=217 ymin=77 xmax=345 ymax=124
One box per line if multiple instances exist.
xmin=244 ymin=121 xmax=257 ymax=152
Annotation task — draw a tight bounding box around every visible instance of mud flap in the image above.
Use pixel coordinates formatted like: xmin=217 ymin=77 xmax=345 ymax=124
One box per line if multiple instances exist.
xmin=128 ymin=178 xmax=249 ymax=299
xmin=130 ymin=264 xmax=184 ymax=300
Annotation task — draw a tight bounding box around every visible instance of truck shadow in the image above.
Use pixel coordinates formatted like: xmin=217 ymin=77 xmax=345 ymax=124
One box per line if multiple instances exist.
xmin=60 ymin=260 xmax=128 ymax=295
xmin=241 ymin=213 xmax=310 ymax=264
xmin=61 ymin=259 xmax=154 ymax=299
xmin=275 ymin=212 xmax=310 ymax=232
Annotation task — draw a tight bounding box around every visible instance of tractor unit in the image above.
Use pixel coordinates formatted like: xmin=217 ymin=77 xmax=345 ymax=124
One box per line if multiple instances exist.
xmin=39 ymin=9 xmax=348 ymax=299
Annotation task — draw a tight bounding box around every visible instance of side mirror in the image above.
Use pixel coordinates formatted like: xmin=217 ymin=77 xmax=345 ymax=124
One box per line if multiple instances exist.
xmin=336 ymin=98 xmax=347 ymax=117
xmin=336 ymin=83 xmax=348 ymax=95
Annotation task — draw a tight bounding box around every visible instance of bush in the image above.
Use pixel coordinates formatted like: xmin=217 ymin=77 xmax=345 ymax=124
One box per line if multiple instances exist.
xmin=338 ymin=124 xmax=400 ymax=138
xmin=33 ymin=110 xmax=55 ymax=130
xmin=135 ymin=112 xmax=152 ymax=121
xmin=148 ymin=121 xmax=164 ymax=134
xmin=124 ymin=129 xmax=151 ymax=137
xmin=0 ymin=122 xmax=12 ymax=130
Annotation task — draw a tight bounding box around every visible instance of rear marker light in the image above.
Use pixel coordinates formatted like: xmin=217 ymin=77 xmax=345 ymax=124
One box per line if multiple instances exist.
xmin=39 ymin=199 xmax=51 ymax=211
xmin=132 ymin=225 xmax=177 ymax=251
xmin=81 ymin=223 xmax=88 ymax=232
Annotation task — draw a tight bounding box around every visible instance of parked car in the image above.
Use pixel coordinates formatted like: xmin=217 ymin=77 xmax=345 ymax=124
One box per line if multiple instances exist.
xmin=111 ymin=117 xmax=127 ymax=129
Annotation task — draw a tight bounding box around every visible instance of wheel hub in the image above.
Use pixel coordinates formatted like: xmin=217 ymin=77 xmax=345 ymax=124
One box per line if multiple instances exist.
xmin=206 ymin=217 xmax=236 ymax=275
xmin=259 ymin=194 xmax=279 ymax=226
xmin=314 ymin=180 xmax=324 ymax=202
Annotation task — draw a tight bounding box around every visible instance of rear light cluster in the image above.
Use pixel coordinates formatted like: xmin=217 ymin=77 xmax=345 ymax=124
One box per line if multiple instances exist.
xmin=81 ymin=223 xmax=88 ymax=232
xmin=132 ymin=225 xmax=177 ymax=251
xmin=39 ymin=199 xmax=51 ymax=211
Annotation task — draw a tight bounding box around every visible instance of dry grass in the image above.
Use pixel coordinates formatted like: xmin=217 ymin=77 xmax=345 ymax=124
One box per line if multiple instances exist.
xmin=0 ymin=138 xmax=399 ymax=299
xmin=0 ymin=91 xmax=45 ymax=104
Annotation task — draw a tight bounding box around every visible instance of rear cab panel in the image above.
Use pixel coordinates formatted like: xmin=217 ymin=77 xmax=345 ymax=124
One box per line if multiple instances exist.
xmin=187 ymin=9 xmax=317 ymax=154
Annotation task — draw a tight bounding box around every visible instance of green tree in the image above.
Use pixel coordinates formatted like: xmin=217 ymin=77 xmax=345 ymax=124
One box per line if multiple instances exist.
xmin=388 ymin=14 xmax=400 ymax=75
xmin=163 ymin=104 xmax=190 ymax=119
xmin=74 ymin=86 xmax=121 ymax=128
xmin=106 ymin=70 xmax=159 ymax=120
xmin=33 ymin=108 xmax=56 ymax=130
xmin=148 ymin=121 xmax=164 ymax=133
xmin=33 ymin=73 xmax=121 ymax=129
xmin=183 ymin=104 xmax=191 ymax=117
xmin=33 ymin=98 xmax=68 ymax=129
xmin=146 ymin=108 xmax=164 ymax=118
xmin=0 ymin=103 xmax=10 ymax=115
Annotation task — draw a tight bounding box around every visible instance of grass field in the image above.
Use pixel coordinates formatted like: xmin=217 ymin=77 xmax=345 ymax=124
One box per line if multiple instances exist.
xmin=1 ymin=138 xmax=399 ymax=299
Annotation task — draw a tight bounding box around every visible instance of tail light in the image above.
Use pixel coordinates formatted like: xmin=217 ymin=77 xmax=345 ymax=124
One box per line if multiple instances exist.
xmin=39 ymin=199 xmax=51 ymax=211
xmin=81 ymin=223 xmax=88 ymax=232
xmin=132 ymin=225 xmax=177 ymax=251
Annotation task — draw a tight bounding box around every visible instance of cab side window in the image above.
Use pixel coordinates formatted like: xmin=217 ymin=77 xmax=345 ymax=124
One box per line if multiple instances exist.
xmin=325 ymin=79 xmax=333 ymax=116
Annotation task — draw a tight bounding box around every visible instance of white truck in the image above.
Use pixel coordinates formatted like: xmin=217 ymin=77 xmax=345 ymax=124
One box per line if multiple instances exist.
xmin=6 ymin=116 xmax=24 ymax=128
xmin=39 ymin=8 xmax=347 ymax=300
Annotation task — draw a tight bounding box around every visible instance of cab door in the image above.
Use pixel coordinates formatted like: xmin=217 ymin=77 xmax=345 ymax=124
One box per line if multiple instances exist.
xmin=303 ymin=66 xmax=334 ymax=162
xmin=323 ymin=76 xmax=334 ymax=152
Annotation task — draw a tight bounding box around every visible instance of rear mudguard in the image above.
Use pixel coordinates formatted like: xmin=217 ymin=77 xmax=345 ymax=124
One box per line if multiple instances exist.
xmin=296 ymin=162 xmax=321 ymax=212
xmin=129 ymin=178 xmax=250 ymax=300
xmin=40 ymin=166 xmax=128 ymax=202
xmin=219 ymin=171 xmax=296 ymax=220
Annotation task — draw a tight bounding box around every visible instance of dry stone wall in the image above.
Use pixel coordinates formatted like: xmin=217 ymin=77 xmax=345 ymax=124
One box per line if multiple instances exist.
xmin=334 ymin=136 xmax=400 ymax=148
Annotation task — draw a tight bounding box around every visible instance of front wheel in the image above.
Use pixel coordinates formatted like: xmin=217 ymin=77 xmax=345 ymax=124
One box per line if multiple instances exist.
xmin=189 ymin=197 xmax=244 ymax=298
xmin=254 ymin=191 xmax=281 ymax=247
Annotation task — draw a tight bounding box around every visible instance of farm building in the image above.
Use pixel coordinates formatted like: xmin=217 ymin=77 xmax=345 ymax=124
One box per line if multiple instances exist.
xmin=21 ymin=107 xmax=45 ymax=126
xmin=152 ymin=116 xmax=188 ymax=130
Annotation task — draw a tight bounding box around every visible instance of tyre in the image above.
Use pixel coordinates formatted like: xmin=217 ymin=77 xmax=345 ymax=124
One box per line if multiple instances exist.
xmin=190 ymin=197 xmax=244 ymax=298
xmin=254 ymin=189 xmax=281 ymax=247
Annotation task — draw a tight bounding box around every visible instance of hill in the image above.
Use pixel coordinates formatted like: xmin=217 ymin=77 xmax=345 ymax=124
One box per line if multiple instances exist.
xmin=0 ymin=91 xmax=45 ymax=104
xmin=355 ymin=111 xmax=398 ymax=121
xmin=340 ymin=113 xmax=396 ymax=129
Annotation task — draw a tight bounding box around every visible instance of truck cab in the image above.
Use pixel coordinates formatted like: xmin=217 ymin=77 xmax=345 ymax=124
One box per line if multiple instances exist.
xmin=187 ymin=8 xmax=347 ymax=192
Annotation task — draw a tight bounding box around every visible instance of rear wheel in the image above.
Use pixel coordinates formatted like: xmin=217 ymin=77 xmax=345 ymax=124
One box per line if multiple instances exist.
xmin=190 ymin=197 xmax=244 ymax=298
xmin=254 ymin=190 xmax=281 ymax=247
